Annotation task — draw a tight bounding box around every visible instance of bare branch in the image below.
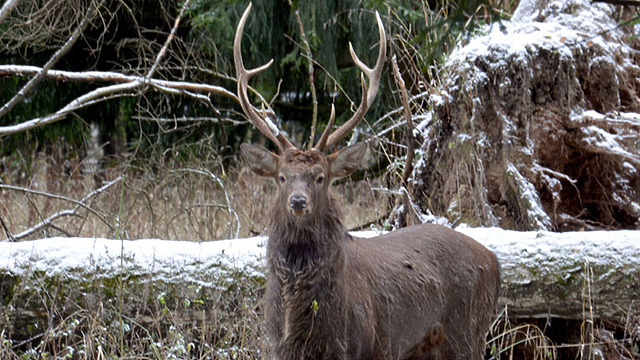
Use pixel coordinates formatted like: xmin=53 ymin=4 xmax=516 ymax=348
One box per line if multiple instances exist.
xmin=0 ymin=0 xmax=103 ymax=119
xmin=391 ymin=55 xmax=415 ymax=188
xmin=1 ymin=177 xmax=122 ymax=241
xmin=133 ymin=115 xmax=246 ymax=125
xmin=391 ymin=55 xmax=416 ymax=228
xmin=0 ymin=65 xmax=237 ymax=100
xmin=147 ymin=0 xmax=191 ymax=78
xmin=0 ymin=0 xmax=20 ymax=23
xmin=0 ymin=66 xmax=239 ymax=136
xmin=0 ymin=81 xmax=141 ymax=136
xmin=287 ymin=0 xmax=318 ymax=149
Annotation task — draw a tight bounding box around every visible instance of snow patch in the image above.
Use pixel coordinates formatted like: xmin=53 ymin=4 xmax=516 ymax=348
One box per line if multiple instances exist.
xmin=507 ymin=163 xmax=553 ymax=230
xmin=581 ymin=125 xmax=636 ymax=160
xmin=447 ymin=0 xmax=625 ymax=92
xmin=0 ymin=237 xmax=266 ymax=283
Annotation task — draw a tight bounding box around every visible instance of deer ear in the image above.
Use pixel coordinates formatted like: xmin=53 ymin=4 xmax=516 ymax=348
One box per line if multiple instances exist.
xmin=329 ymin=142 xmax=368 ymax=179
xmin=240 ymin=143 xmax=279 ymax=177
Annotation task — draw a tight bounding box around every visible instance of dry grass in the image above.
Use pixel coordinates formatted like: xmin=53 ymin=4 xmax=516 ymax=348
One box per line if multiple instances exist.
xmin=0 ymin=149 xmax=391 ymax=242
xmin=0 ymin=261 xmax=267 ymax=359
xmin=485 ymin=308 xmax=640 ymax=360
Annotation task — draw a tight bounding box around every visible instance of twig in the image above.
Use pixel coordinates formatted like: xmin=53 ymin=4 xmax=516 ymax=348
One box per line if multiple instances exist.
xmin=0 ymin=184 xmax=105 ymax=219
xmin=0 ymin=216 xmax=14 ymax=242
xmin=287 ymin=0 xmax=318 ymax=148
xmin=172 ymin=169 xmax=240 ymax=239
xmin=147 ymin=0 xmax=191 ymax=79
xmin=0 ymin=0 xmax=20 ymax=23
xmin=372 ymin=89 xmax=434 ymax=129
xmin=15 ymin=208 xmax=81 ymax=240
xmin=391 ymin=55 xmax=416 ymax=227
xmin=0 ymin=0 xmax=104 ymax=119
xmin=1 ymin=177 xmax=122 ymax=241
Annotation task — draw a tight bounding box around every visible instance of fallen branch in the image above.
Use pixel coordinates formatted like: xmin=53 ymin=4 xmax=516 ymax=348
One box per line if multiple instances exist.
xmin=0 ymin=65 xmax=240 ymax=136
xmin=462 ymin=228 xmax=640 ymax=320
xmin=1 ymin=177 xmax=122 ymax=241
xmin=0 ymin=81 xmax=141 ymax=136
xmin=132 ymin=115 xmax=245 ymax=125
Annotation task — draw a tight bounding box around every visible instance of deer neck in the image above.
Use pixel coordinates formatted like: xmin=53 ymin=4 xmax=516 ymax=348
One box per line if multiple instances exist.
xmin=267 ymin=196 xmax=348 ymax=275
xmin=265 ymin=196 xmax=353 ymax=357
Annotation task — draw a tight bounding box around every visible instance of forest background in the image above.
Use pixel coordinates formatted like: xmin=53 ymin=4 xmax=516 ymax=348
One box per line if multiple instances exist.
xmin=0 ymin=0 xmax=518 ymax=241
xmin=1 ymin=0 xmax=639 ymax=359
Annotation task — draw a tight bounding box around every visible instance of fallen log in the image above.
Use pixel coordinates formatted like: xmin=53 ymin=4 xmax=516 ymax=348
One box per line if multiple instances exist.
xmin=1 ymin=228 xmax=638 ymax=320
xmin=458 ymin=228 xmax=640 ymax=319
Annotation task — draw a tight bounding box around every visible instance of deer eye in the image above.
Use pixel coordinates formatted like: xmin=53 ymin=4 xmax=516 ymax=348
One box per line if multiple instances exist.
xmin=278 ymin=175 xmax=286 ymax=184
xmin=316 ymin=175 xmax=325 ymax=185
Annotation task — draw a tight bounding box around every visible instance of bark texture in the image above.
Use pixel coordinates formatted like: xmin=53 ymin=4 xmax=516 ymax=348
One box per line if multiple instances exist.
xmin=414 ymin=0 xmax=640 ymax=231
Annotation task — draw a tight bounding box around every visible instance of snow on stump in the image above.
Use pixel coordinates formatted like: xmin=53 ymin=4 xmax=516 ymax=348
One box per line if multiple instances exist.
xmin=414 ymin=0 xmax=640 ymax=231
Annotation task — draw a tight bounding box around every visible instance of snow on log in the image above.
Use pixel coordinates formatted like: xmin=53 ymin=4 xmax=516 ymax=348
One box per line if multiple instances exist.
xmin=1 ymin=229 xmax=639 ymax=320
xmin=458 ymin=228 xmax=640 ymax=319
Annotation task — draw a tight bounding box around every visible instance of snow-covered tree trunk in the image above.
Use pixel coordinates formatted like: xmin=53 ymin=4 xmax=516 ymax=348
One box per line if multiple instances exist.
xmin=413 ymin=0 xmax=640 ymax=231
xmin=461 ymin=228 xmax=640 ymax=319
xmin=1 ymin=229 xmax=639 ymax=325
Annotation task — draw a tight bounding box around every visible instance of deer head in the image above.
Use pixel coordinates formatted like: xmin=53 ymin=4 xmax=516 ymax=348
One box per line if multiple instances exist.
xmin=235 ymin=4 xmax=386 ymax=220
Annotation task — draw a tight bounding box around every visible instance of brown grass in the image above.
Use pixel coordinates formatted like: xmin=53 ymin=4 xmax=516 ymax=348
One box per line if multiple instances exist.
xmin=0 ymin=149 xmax=390 ymax=242
xmin=0 ymin=260 xmax=267 ymax=359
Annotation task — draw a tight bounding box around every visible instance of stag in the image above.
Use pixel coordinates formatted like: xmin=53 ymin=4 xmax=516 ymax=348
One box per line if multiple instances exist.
xmin=234 ymin=4 xmax=500 ymax=359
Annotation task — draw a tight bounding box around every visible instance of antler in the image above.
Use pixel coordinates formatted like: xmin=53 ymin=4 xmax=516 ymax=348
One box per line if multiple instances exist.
xmin=234 ymin=3 xmax=294 ymax=152
xmin=314 ymin=11 xmax=386 ymax=152
xmin=313 ymin=104 xmax=335 ymax=151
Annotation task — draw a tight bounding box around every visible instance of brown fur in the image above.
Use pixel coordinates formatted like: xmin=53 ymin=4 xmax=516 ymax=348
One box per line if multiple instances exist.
xmin=242 ymin=145 xmax=501 ymax=360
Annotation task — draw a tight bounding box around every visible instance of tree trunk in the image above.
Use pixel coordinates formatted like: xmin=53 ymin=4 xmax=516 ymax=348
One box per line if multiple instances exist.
xmin=459 ymin=228 xmax=640 ymax=319
xmin=1 ymin=230 xmax=639 ymax=325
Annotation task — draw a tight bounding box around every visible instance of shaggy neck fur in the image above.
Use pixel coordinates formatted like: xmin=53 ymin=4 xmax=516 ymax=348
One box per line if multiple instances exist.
xmin=265 ymin=193 xmax=352 ymax=359
xmin=268 ymin=194 xmax=348 ymax=274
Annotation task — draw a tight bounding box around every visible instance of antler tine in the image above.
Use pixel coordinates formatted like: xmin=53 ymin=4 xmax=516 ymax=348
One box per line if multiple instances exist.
xmin=234 ymin=3 xmax=294 ymax=152
xmin=318 ymin=11 xmax=386 ymax=152
xmin=313 ymin=104 xmax=335 ymax=151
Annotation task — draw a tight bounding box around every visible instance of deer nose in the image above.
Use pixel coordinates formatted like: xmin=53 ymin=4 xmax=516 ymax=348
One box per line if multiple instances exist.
xmin=289 ymin=195 xmax=308 ymax=214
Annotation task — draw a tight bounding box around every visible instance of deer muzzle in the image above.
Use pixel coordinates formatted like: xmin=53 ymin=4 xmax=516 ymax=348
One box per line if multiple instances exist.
xmin=289 ymin=194 xmax=309 ymax=215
